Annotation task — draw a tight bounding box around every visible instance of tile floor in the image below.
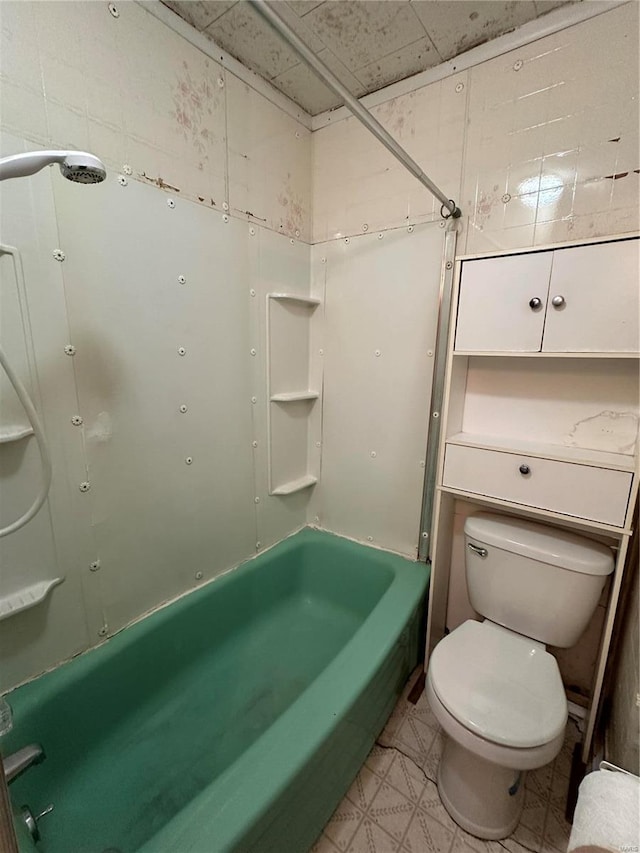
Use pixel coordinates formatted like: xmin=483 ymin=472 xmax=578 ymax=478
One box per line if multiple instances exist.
xmin=312 ymin=669 xmax=577 ymax=853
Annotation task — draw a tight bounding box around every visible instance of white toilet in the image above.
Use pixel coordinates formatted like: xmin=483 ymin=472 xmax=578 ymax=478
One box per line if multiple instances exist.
xmin=426 ymin=512 xmax=614 ymax=840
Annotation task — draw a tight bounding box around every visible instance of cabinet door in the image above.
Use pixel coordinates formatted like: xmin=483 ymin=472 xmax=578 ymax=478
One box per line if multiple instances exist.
xmin=455 ymin=253 xmax=552 ymax=352
xmin=542 ymin=240 xmax=640 ymax=352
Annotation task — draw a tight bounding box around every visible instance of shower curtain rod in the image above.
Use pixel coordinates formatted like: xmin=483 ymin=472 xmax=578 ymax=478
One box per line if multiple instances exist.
xmin=247 ymin=0 xmax=461 ymax=219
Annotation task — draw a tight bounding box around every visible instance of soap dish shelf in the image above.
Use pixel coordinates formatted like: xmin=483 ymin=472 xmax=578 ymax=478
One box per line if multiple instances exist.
xmin=0 ymin=578 xmax=63 ymax=622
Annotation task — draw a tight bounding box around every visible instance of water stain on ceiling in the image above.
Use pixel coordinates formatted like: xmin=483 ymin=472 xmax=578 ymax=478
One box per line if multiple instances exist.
xmin=162 ymin=0 xmax=574 ymax=115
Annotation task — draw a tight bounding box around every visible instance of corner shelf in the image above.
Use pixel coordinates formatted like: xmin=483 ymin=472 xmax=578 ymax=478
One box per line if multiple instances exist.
xmin=270 ymin=391 xmax=319 ymax=402
xmin=0 ymin=425 xmax=34 ymax=444
xmin=271 ymin=475 xmax=318 ymax=496
xmin=0 ymin=578 xmax=63 ymax=621
xmin=269 ymin=293 xmax=321 ymax=307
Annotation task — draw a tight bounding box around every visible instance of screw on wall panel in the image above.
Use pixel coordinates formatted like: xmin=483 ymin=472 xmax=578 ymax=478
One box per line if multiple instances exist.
xmin=370 ymin=451 xmax=377 ymax=458
xmin=290 ymin=238 xmax=295 ymax=245
xmin=122 ymin=164 xmax=132 ymax=175
xmin=195 ymin=570 xmax=203 ymax=580
xmin=254 ymin=497 xmax=260 ymax=504
xmin=249 ymin=227 xmax=255 ymax=236
xmin=314 ymin=516 xmax=320 ymax=523
xmin=433 ymin=411 xmax=440 ymax=419
xmin=252 ymin=440 xmax=258 ymax=448
xmin=167 ymin=198 xmax=175 ymax=208
xmin=502 ymin=193 xmax=512 ymax=204
xmin=185 ymin=456 xmax=193 ymax=465
xmin=378 ymin=233 xmax=383 ymax=240
xmin=455 ymin=82 xmax=464 ymax=93
xmin=99 ymin=626 xmax=108 ymax=637
xmin=513 ymin=59 xmax=523 ymax=71
xmin=251 ymin=396 xmax=257 ymax=403
xmin=217 ymin=77 xmax=224 ymax=88
xmin=427 ymin=350 xmax=433 ymax=357
xmin=179 ymin=404 xmax=188 ymax=413
xmin=445 ymin=261 xmax=453 ymax=269
xmin=315 ymin=441 xmax=321 ymax=448
xmin=177 ymin=346 xmax=186 ymax=356
xmin=178 ymin=275 xmax=186 ymax=284
xmin=250 ymin=348 xmax=257 ymax=356
xmin=362 ymin=224 xmax=369 ymax=232
xmin=344 ymin=237 xmax=350 ymax=244
xmin=79 ymin=481 xmax=91 ymax=492
xmin=117 ymin=175 xmax=128 ymax=186
xmin=90 ymin=560 xmax=101 ymax=572
xmin=408 ymin=225 xmax=414 ymax=232
xmin=53 ymin=249 xmax=65 ymax=262
xmin=321 ymin=257 xmax=326 ymax=264
xmin=108 ymin=3 xmax=119 ymax=17
xmin=319 ymin=349 xmax=324 ymax=356
xmin=223 ymin=214 xmax=229 ymax=223
xmin=295 ymin=229 xmax=300 ymax=237
xmin=367 ymin=536 xmax=373 ymax=542
xmin=422 ymin=531 xmax=429 ymax=539
xmin=295 ymin=131 xmax=301 ymax=139
xmin=420 ymin=460 xmax=425 ymax=468
xmin=374 ymin=349 xmax=381 ymax=357
xmin=439 ymin=220 xmax=446 ymax=228
xmin=71 ymin=415 xmax=83 ymax=426
xmin=222 ymin=201 xmax=229 ymax=211
xmin=256 ymin=541 xmax=261 ymax=549
xmin=64 ymin=344 xmax=76 ymax=356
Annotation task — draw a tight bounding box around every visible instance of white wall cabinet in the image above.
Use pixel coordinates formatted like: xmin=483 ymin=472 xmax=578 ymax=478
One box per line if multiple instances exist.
xmin=455 ymin=239 xmax=640 ymax=354
xmin=428 ymin=235 xmax=640 ymax=765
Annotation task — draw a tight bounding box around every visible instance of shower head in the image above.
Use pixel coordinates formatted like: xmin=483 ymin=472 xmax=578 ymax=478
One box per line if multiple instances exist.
xmin=0 ymin=150 xmax=106 ymax=184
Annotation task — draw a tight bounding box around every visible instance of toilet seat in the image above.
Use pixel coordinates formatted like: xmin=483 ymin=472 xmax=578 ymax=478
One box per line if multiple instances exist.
xmin=429 ymin=620 xmax=567 ymax=750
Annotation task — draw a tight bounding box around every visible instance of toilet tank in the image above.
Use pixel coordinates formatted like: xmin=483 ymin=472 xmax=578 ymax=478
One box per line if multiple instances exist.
xmin=464 ymin=513 xmax=614 ymax=648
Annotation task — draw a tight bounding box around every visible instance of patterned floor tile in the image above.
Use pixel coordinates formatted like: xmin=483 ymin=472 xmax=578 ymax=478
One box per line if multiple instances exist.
xmin=541 ymin=804 xmax=572 ymax=853
xmin=519 ymin=788 xmax=548 ymax=838
xmin=385 ymin=751 xmax=427 ymax=804
xmin=525 ymin=763 xmax=554 ymax=801
xmin=323 ymin=799 xmax=365 ymax=852
xmin=401 ymin=808 xmax=455 ymax=853
xmin=366 ymin=744 xmax=396 ymax=779
xmin=450 ymin=825 xmax=504 ymax=853
xmin=347 ymin=766 xmax=385 ymax=811
xmin=368 ymin=780 xmax=417 ymax=844
xmin=417 ymin=779 xmax=458 ymax=834
xmin=348 ymin=817 xmax=401 ymax=853
xmin=311 ymin=832 xmax=343 ymax=853
xmin=393 ymin=714 xmax=437 ymax=765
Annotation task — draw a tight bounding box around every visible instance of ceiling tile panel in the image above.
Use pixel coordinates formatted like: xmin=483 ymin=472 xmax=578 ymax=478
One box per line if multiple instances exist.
xmin=412 ymin=1 xmax=539 ymax=61
xmin=302 ymin=1 xmax=428 ymax=72
xmin=271 ymin=48 xmax=366 ymax=113
xmin=163 ymin=0 xmax=237 ymax=31
xmin=354 ymin=35 xmax=440 ymax=91
xmin=286 ymin=0 xmax=326 ymax=17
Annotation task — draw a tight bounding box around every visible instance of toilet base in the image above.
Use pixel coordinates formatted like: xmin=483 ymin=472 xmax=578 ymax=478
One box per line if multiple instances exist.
xmin=437 ymin=735 xmax=525 ymax=840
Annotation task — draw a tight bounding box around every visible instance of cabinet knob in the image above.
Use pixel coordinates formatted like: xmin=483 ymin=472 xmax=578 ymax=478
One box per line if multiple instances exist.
xmin=519 ymin=464 xmax=531 ymax=476
xmin=528 ymin=297 xmax=542 ymax=310
xmin=551 ymin=295 xmax=565 ymax=308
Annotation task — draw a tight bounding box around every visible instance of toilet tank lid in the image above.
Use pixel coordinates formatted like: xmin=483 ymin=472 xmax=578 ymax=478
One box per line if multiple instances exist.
xmin=464 ymin=513 xmax=614 ymax=576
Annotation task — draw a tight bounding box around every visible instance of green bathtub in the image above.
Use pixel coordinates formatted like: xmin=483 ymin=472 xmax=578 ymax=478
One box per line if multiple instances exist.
xmin=5 ymin=528 xmax=429 ymax=852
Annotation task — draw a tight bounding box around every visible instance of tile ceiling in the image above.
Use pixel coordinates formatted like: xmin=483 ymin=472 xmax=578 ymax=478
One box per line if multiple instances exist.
xmin=162 ymin=0 xmax=573 ymax=115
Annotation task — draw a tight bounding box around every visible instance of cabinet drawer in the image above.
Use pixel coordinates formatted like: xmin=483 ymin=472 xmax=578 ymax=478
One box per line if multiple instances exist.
xmin=442 ymin=444 xmax=632 ymax=526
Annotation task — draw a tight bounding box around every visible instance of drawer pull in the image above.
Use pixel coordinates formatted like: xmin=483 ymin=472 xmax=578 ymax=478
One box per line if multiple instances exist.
xmin=551 ymin=295 xmax=565 ymax=308
xmin=468 ymin=543 xmax=488 ymax=558
xmin=528 ymin=297 xmax=542 ymax=310
xmin=519 ymin=464 xmax=531 ymax=475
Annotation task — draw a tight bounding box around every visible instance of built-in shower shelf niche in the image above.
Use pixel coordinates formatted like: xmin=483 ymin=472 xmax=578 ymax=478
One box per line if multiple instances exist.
xmin=267 ymin=293 xmax=322 ymax=496
xmin=0 ymin=425 xmax=34 ymax=443
xmin=0 ymin=577 xmax=63 ymax=622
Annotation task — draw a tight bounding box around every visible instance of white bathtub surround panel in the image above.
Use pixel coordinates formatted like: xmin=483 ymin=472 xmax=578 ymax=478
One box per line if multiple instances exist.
xmin=247 ymin=227 xmax=316 ymax=551
xmin=313 ymin=668 xmax=577 ymax=853
xmin=50 ymin=177 xmax=257 ymax=634
xmin=463 ymin=2 xmax=639 ymax=254
xmin=227 ymin=73 xmax=312 ymax=242
xmin=0 ymin=133 xmax=104 ymax=691
xmin=311 ymin=72 xmax=467 ymax=243
xmin=314 ymin=222 xmax=444 ymax=557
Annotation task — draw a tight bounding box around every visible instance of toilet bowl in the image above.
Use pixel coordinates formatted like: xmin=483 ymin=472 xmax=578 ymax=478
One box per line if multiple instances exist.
xmin=427 ymin=513 xmax=614 ymax=839
xmin=426 ymin=620 xmax=566 ymax=839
